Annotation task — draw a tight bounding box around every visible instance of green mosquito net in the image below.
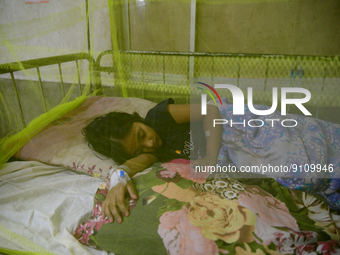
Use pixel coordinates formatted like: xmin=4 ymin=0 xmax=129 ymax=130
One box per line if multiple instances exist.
xmin=1 ymin=0 xmax=340 ymax=165
xmin=0 ymin=0 xmax=340 ymax=254
xmin=0 ymin=0 xmax=339 ymax=253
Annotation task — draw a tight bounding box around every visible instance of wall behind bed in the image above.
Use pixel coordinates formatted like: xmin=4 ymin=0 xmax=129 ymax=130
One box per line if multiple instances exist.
xmin=110 ymin=0 xmax=340 ymax=123
xmin=1 ymin=0 xmax=340 ymax=139
xmin=115 ymin=0 xmax=340 ymax=55
xmin=2 ymin=0 xmax=339 ymax=80
xmin=0 ymin=0 xmax=111 ymax=62
xmin=0 ymin=0 xmax=112 ymax=138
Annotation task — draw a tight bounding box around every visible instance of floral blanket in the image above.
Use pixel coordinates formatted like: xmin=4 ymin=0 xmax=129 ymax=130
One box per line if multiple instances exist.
xmin=73 ymin=98 xmax=340 ymax=254
xmin=74 ymin=160 xmax=340 ymax=255
xmin=216 ymin=98 xmax=340 ymax=211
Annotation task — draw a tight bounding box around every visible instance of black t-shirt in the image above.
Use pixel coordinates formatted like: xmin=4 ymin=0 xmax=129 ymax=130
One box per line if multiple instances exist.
xmin=144 ymin=98 xmax=206 ymax=162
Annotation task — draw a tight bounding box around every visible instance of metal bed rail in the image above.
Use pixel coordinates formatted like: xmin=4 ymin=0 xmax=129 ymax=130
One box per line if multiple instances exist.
xmin=96 ymin=50 xmax=339 ymax=97
xmin=95 ymin=50 xmax=339 ymax=122
xmin=0 ymin=50 xmax=339 ymax=135
xmin=0 ymin=53 xmax=96 ymax=128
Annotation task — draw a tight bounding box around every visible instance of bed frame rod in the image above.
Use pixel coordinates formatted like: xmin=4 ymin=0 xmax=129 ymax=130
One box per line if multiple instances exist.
xmin=0 ymin=53 xmax=95 ymax=75
xmin=0 ymin=53 xmax=97 ymax=128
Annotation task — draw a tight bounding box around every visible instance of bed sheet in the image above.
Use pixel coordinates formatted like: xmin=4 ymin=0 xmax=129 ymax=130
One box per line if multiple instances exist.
xmin=73 ymin=159 xmax=340 ymax=254
xmin=0 ymin=161 xmax=109 ymax=255
xmin=216 ymin=98 xmax=340 ymax=210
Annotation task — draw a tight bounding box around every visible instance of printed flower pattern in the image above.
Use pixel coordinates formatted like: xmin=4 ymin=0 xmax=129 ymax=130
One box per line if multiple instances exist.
xmin=238 ymin=185 xmax=299 ymax=245
xmin=193 ymin=178 xmax=244 ymax=200
xmin=67 ymin=162 xmax=113 ymax=180
xmin=73 ymin=183 xmax=110 ymax=247
xmin=274 ymin=230 xmax=318 ymax=254
xmin=156 ymin=170 xmax=182 ymax=183
xmin=73 ymin=183 xmax=136 ymax=247
xmin=158 ymin=206 xmax=220 ymax=255
xmin=187 ymin=192 xmax=256 ymax=243
xmin=217 ymin=102 xmax=340 ymax=211
xmin=235 ymin=244 xmax=266 ymax=255
xmin=73 ymin=113 xmax=340 ymax=255
xmin=161 ymin=159 xmax=209 ymax=184
xmin=238 ymin=186 xmax=299 ymax=231
xmin=289 ymin=190 xmax=340 ymax=241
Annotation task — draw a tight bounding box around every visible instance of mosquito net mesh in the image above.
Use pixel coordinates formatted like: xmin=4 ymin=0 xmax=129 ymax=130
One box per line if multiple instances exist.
xmin=0 ymin=1 xmax=339 ymax=252
xmin=1 ymin=0 xmax=339 ymax=162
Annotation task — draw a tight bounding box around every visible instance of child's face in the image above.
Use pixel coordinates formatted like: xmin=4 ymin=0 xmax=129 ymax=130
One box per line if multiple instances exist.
xmin=121 ymin=122 xmax=162 ymax=158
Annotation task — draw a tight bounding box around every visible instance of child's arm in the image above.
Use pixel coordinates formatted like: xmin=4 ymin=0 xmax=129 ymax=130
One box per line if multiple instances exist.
xmin=101 ymin=153 xmax=157 ymax=223
xmin=122 ymin=153 xmax=158 ymax=177
xmin=168 ymin=103 xmax=222 ymax=165
xmin=102 ymin=103 xmax=221 ymax=223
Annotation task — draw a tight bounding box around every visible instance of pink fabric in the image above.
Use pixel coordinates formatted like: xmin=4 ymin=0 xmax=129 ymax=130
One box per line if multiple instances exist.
xmin=158 ymin=206 xmax=219 ymax=255
xmin=16 ymin=97 xmax=130 ymax=161
xmin=161 ymin=159 xmax=209 ymax=184
xmin=14 ymin=96 xmax=156 ymax=180
xmin=238 ymin=186 xmax=299 ymax=231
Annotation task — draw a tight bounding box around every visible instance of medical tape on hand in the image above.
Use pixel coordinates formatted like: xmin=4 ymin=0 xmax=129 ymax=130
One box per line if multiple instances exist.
xmin=108 ymin=166 xmax=131 ymax=190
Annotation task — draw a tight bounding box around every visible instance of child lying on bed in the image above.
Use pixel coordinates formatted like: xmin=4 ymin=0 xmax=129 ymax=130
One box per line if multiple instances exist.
xmin=82 ymin=98 xmax=222 ymax=224
xmin=83 ymin=98 xmax=340 ymax=223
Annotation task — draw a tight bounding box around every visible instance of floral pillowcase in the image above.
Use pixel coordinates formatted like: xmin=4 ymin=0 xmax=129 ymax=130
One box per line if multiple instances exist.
xmin=15 ymin=96 xmax=156 ymax=181
xmin=73 ymin=159 xmax=340 ymax=254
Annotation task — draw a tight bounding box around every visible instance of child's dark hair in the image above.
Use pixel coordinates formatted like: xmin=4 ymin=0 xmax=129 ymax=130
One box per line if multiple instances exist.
xmin=82 ymin=111 xmax=145 ymax=164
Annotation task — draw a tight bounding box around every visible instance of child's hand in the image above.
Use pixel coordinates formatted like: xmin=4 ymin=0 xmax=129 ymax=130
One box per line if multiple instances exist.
xmin=101 ymin=181 xmax=138 ymax=223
